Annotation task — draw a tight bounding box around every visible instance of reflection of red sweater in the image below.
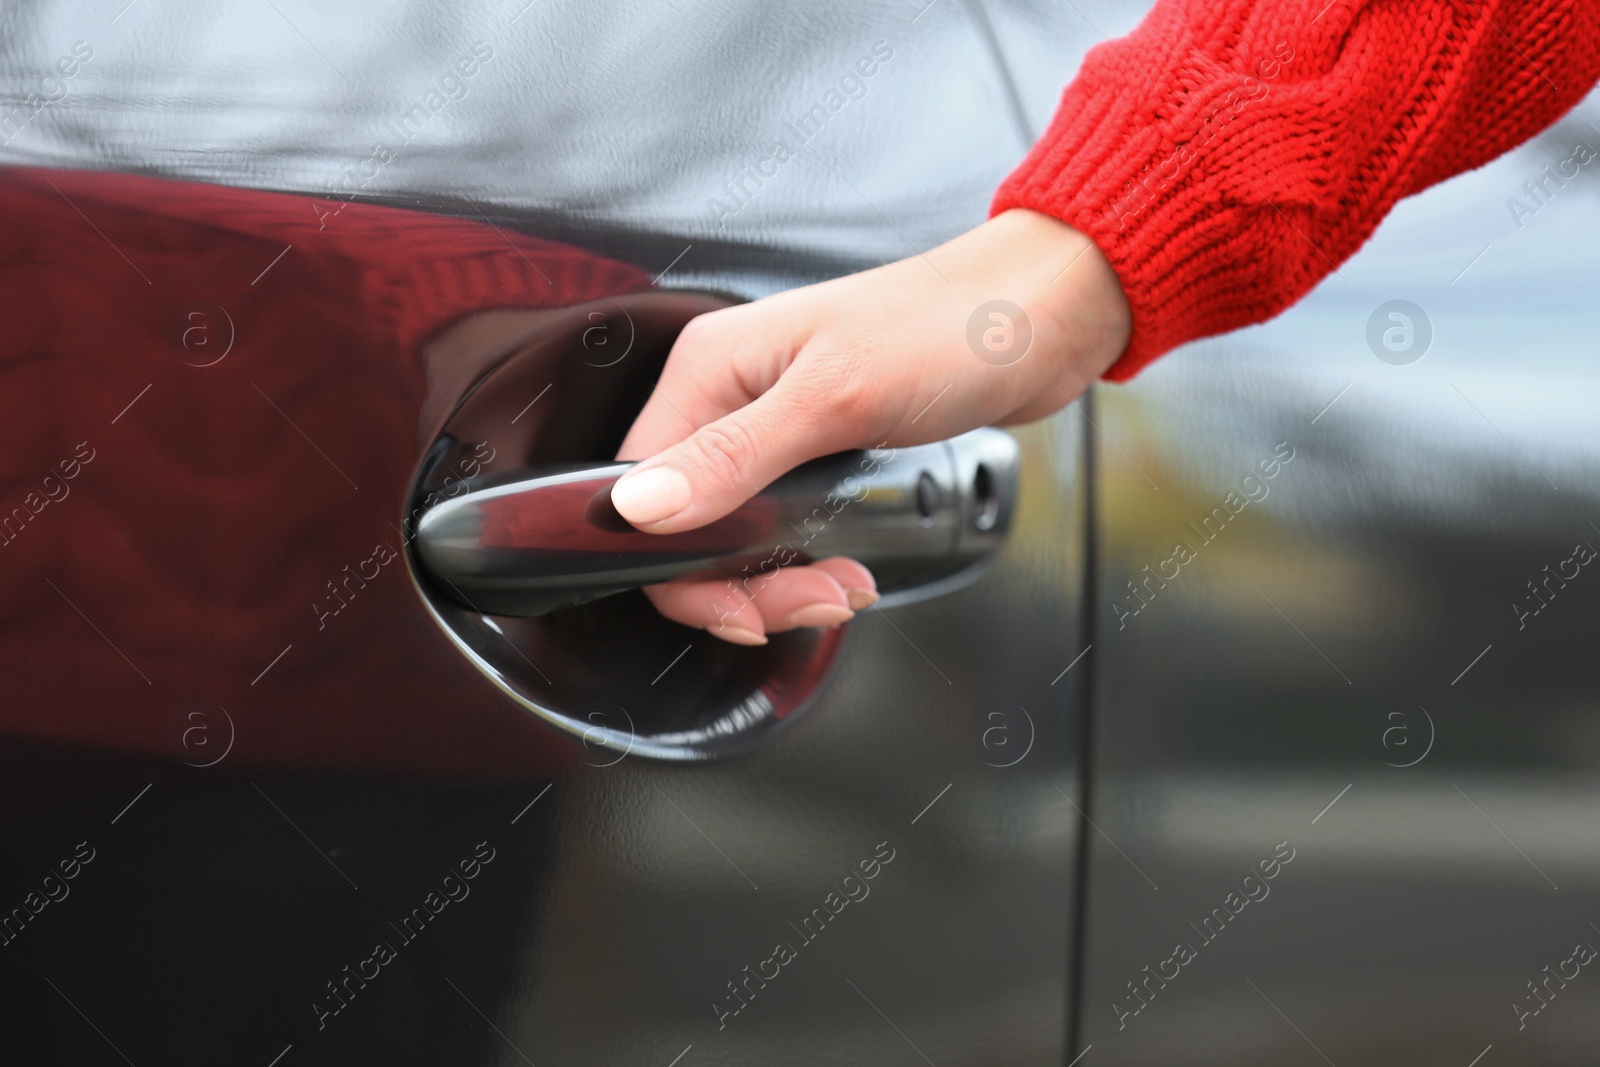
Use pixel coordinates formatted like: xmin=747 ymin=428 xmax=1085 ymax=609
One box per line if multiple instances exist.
xmin=0 ymin=166 xmax=648 ymax=777
xmin=995 ymin=0 xmax=1600 ymax=378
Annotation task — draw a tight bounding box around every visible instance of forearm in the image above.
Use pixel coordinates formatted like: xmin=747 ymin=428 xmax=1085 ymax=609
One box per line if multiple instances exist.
xmin=995 ymin=0 xmax=1600 ymax=377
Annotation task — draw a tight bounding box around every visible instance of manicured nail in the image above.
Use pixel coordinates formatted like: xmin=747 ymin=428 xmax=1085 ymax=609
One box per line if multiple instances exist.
xmin=715 ymin=624 xmax=768 ymax=646
xmin=845 ymin=588 xmax=878 ymax=611
xmin=611 ymin=466 xmax=691 ymax=525
xmin=788 ymin=603 xmax=854 ymax=629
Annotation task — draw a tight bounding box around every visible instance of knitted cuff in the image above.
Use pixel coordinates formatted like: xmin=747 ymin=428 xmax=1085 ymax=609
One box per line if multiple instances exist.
xmin=991 ymin=3 xmax=1334 ymax=380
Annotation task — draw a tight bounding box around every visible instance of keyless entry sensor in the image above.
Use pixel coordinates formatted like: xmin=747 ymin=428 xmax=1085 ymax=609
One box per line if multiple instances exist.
xmin=400 ymin=291 xmax=1022 ymax=760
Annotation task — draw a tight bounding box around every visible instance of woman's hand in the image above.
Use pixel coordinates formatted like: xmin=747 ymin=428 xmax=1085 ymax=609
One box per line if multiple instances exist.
xmin=613 ymin=207 xmax=1131 ymax=644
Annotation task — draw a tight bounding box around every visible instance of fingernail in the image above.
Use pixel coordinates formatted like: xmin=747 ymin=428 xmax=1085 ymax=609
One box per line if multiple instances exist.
xmin=845 ymin=588 xmax=878 ymax=611
xmin=715 ymin=624 xmax=768 ymax=646
xmin=788 ymin=603 xmax=854 ymax=629
xmin=611 ymin=466 xmax=691 ymax=525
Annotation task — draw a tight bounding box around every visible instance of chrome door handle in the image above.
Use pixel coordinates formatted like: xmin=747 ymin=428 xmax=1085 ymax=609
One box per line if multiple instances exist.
xmin=412 ymin=428 xmax=1019 ymax=617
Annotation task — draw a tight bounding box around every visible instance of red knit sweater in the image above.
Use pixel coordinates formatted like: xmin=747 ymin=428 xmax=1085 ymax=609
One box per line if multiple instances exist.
xmin=994 ymin=0 xmax=1600 ymax=379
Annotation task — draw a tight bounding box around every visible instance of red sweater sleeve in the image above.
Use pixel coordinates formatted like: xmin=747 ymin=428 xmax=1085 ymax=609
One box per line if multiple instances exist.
xmin=993 ymin=0 xmax=1600 ymax=379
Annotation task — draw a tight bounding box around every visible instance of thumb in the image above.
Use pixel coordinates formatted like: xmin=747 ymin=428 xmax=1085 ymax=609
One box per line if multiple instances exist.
xmin=611 ymin=379 xmax=848 ymax=533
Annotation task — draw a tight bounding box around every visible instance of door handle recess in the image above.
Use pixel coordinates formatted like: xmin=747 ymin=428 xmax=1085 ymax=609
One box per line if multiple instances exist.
xmin=413 ymin=428 xmax=1019 ymax=617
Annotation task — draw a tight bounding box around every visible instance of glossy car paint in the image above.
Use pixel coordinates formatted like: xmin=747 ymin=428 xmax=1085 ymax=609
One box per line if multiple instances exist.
xmin=0 ymin=3 xmax=1099 ymax=1064
xmin=1077 ymin=99 xmax=1600 ymax=1065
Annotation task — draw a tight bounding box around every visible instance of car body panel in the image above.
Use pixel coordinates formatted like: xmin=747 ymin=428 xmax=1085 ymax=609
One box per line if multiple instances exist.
xmin=0 ymin=165 xmax=1091 ymax=1066
xmin=1077 ymin=97 xmax=1600 ymax=1066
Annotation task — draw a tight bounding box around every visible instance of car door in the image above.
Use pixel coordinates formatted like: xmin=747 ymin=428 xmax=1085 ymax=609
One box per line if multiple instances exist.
xmin=0 ymin=3 xmax=1107 ymax=1065
xmin=1074 ymin=92 xmax=1600 ymax=1065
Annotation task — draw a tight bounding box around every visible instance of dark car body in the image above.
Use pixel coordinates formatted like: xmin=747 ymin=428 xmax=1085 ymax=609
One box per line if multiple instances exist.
xmin=2 ymin=2 xmax=1597 ymax=1065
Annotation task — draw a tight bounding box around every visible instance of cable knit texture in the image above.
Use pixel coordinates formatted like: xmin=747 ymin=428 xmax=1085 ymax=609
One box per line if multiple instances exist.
xmin=994 ymin=0 xmax=1600 ymax=379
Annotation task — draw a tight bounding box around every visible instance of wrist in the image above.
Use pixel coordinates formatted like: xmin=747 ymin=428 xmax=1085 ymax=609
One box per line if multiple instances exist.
xmin=985 ymin=208 xmax=1131 ymax=385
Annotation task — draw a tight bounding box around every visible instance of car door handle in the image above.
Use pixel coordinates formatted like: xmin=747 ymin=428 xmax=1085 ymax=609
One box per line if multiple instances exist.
xmin=413 ymin=428 xmax=1019 ymax=617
